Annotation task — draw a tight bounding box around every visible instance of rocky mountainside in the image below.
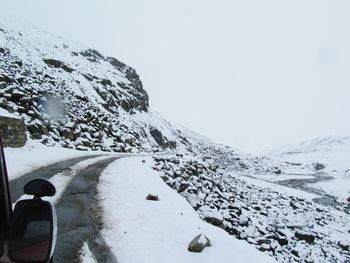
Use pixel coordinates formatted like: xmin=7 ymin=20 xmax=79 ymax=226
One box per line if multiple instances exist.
xmin=0 ymin=14 xmax=280 ymax=173
xmin=1 ymin=15 xmax=349 ymax=263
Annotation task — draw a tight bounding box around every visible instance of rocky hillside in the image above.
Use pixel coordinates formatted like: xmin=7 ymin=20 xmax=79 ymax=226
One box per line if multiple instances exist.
xmin=0 ymin=15 xmax=154 ymax=152
xmin=0 ymin=14 xmax=282 ymax=174
xmin=1 ymin=15 xmax=350 ymax=263
xmin=151 ymin=152 xmax=350 ymax=262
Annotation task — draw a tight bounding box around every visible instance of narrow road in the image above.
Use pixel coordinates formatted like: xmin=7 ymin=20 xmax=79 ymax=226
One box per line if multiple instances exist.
xmin=10 ymin=155 xmax=121 ymax=262
xmin=9 ymin=155 xmax=101 ymax=201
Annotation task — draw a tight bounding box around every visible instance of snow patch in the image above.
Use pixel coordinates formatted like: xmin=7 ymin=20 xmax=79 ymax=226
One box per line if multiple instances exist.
xmin=79 ymin=242 xmax=97 ymax=263
xmin=99 ymin=157 xmax=275 ymax=263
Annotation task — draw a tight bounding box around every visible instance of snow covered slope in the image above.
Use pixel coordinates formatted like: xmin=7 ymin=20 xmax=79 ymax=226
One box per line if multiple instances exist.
xmin=99 ymin=157 xmax=276 ymax=263
xmin=2 ymin=13 xmax=350 ymax=263
xmin=0 ymin=13 xmax=280 ymax=174
xmin=267 ymin=136 xmax=350 ymax=174
xmin=266 ymin=136 xmax=350 ymax=202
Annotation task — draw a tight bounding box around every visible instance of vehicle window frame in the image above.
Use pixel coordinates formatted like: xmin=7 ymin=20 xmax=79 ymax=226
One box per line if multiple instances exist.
xmin=0 ymin=137 xmax=12 ymax=257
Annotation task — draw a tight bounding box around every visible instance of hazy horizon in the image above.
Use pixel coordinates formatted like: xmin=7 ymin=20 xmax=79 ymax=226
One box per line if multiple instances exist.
xmin=2 ymin=0 xmax=350 ymax=153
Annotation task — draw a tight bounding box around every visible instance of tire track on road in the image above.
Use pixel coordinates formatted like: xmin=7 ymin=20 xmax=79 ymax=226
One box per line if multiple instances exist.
xmin=9 ymin=155 xmax=102 ymax=201
xmin=54 ymin=156 xmax=120 ymax=263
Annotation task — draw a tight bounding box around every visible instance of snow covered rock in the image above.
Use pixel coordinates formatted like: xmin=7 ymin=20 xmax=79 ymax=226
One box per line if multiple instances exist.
xmin=146 ymin=193 xmax=159 ymax=201
xmin=188 ymin=234 xmax=211 ymax=253
xmin=294 ymin=230 xmax=316 ymax=244
xmin=199 ymin=206 xmax=224 ymax=227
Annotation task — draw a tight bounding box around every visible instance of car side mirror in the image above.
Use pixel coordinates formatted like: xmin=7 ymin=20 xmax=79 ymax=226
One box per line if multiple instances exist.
xmin=8 ymin=179 xmax=57 ymax=263
xmin=23 ymin=179 xmax=56 ymax=197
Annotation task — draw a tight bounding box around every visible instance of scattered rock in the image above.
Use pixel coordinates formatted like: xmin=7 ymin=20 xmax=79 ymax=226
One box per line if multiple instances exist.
xmin=338 ymin=241 xmax=349 ymax=251
xmin=314 ymin=163 xmax=325 ymax=171
xmin=43 ymin=58 xmax=74 ymax=73
xmin=277 ymin=237 xmax=288 ymax=246
xmin=146 ymin=194 xmax=159 ymax=201
xmin=188 ymin=234 xmax=211 ymax=253
xmin=295 ymin=230 xmax=316 ymax=244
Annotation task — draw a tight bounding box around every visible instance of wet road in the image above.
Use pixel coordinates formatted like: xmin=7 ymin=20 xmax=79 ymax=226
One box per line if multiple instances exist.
xmin=9 ymin=155 xmax=101 ymax=201
xmin=54 ymin=156 xmax=120 ymax=263
xmin=10 ymin=155 xmax=121 ymax=262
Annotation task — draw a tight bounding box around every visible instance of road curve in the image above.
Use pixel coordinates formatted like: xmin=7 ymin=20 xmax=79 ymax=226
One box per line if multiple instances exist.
xmin=54 ymin=156 xmax=120 ymax=263
xmin=9 ymin=155 xmax=102 ymax=201
xmin=10 ymin=155 xmax=121 ymax=262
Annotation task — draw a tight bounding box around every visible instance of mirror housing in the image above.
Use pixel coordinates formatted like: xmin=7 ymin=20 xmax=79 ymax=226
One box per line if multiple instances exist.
xmin=8 ymin=199 xmax=57 ymax=263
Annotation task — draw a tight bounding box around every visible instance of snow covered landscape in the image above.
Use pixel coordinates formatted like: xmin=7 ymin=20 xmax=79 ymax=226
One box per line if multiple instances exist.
xmin=1 ymin=10 xmax=350 ymax=263
xmin=266 ymin=137 xmax=350 ymax=203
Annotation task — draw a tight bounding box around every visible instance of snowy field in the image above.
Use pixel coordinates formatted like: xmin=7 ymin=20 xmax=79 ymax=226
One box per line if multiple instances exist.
xmin=98 ymin=157 xmax=276 ymax=263
xmin=314 ymin=177 xmax=350 ymax=202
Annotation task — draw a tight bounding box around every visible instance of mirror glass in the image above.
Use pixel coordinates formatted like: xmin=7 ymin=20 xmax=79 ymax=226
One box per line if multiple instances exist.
xmin=9 ymin=200 xmax=53 ymax=262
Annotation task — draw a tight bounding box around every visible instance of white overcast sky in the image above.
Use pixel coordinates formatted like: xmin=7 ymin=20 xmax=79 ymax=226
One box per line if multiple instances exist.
xmin=2 ymin=0 xmax=350 ymax=153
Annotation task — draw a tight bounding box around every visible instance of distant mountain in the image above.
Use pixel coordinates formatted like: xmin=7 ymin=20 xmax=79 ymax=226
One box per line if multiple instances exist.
xmin=266 ymin=136 xmax=350 ymax=174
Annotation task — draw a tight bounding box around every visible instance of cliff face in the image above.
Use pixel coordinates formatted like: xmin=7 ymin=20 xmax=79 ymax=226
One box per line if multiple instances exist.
xmin=0 ymin=16 xmax=157 ymax=152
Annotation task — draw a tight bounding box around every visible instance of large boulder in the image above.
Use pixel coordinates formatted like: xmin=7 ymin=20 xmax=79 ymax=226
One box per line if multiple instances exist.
xmin=42 ymin=58 xmax=74 ymax=73
xmin=199 ymin=206 xmax=224 ymax=227
xmin=188 ymin=234 xmax=211 ymax=253
xmin=295 ymin=230 xmax=315 ymax=244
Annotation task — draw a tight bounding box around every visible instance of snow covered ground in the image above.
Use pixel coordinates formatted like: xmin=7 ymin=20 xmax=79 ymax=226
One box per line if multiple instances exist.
xmin=98 ymin=157 xmax=276 ymax=263
xmin=1 ymin=11 xmax=349 ymax=262
xmin=0 ymin=107 xmax=21 ymax=119
xmin=266 ymin=136 xmax=350 ymax=202
xmin=313 ymin=177 xmax=350 ymax=202
xmin=235 ymin=174 xmax=318 ymax=201
xmin=4 ymin=142 xmax=350 ymax=262
xmin=4 ymin=140 xmax=109 ymax=181
xmin=79 ymin=242 xmax=97 ymax=263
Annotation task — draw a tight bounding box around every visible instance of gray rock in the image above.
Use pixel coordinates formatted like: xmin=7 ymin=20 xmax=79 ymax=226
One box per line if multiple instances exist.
xmin=146 ymin=193 xmax=159 ymax=201
xmin=32 ymin=133 xmax=42 ymax=140
xmin=295 ymin=230 xmax=315 ymax=244
xmin=338 ymin=241 xmax=349 ymax=251
xmin=42 ymin=58 xmax=74 ymax=73
xmin=188 ymin=234 xmax=211 ymax=253
xmin=60 ymin=127 xmax=74 ymax=140
xmin=27 ymin=123 xmax=42 ymax=135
